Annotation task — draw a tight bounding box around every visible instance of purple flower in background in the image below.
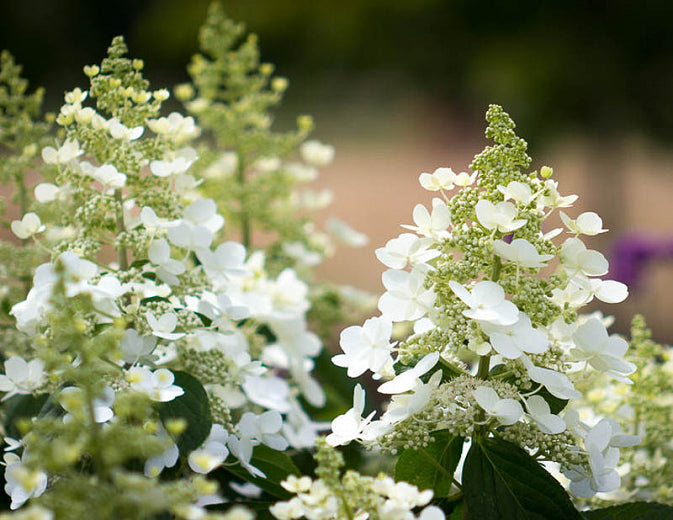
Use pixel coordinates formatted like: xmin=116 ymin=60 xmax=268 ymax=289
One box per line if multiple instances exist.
xmin=611 ymin=235 xmax=673 ymax=289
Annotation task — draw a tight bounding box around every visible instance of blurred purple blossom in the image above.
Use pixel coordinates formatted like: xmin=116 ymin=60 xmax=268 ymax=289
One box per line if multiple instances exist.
xmin=611 ymin=235 xmax=673 ymax=289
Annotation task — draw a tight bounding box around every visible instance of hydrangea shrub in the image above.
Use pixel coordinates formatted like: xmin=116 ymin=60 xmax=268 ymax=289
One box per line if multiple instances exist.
xmin=0 ymin=3 xmax=671 ymax=520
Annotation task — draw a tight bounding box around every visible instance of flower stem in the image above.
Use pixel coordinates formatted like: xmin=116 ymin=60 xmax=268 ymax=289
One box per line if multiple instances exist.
xmin=114 ymin=188 xmax=129 ymax=271
xmin=237 ymin=158 xmax=251 ymax=249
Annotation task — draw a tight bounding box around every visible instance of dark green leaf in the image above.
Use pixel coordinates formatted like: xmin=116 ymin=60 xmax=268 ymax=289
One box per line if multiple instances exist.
xmin=395 ymin=432 xmax=464 ymax=498
xmin=448 ymin=501 xmax=464 ymax=520
xmin=462 ymin=437 xmax=582 ymax=520
xmin=219 ymin=445 xmax=300 ymax=499
xmin=582 ymin=502 xmax=673 ymax=519
xmin=4 ymin=393 xmax=49 ymax=438
xmin=158 ymin=370 xmax=211 ymax=453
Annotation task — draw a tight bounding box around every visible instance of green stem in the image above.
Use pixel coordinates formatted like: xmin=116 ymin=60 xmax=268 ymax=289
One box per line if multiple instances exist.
xmin=84 ymin=385 xmax=107 ymax=480
xmin=236 ymin=156 xmax=251 ymax=249
xmin=114 ymin=188 xmax=129 ymax=271
xmin=491 ymin=255 xmax=502 ymax=282
xmin=16 ymin=170 xmax=32 ymax=296
xmin=477 ymin=354 xmax=491 ymax=380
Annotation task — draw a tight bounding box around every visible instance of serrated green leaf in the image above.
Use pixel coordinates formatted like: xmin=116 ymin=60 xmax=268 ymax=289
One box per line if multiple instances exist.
xmin=462 ymin=437 xmax=582 ymax=520
xmin=158 ymin=370 xmax=211 ymax=453
xmin=219 ymin=445 xmax=300 ymax=499
xmin=582 ymin=502 xmax=673 ymax=519
xmin=395 ymin=432 xmax=464 ymax=498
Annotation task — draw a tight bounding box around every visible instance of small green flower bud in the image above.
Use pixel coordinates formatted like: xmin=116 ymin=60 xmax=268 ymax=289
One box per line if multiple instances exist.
xmin=297 ymin=115 xmax=314 ymax=132
xmin=132 ymin=58 xmax=144 ymax=70
xmin=22 ymin=144 xmax=37 ymax=157
xmin=259 ymin=63 xmax=274 ymax=76
xmin=165 ymin=418 xmax=187 ymax=436
xmin=540 ymin=166 xmax=553 ymax=179
xmin=83 ymin=64 xmax=100 ymax=77
xmin=174 ymin=83 xmax=195 ymax=101
xmin=153 ymin=89 xmax=170 ymax=101
xmin=271 ymin=77 xmax=289 ymax=92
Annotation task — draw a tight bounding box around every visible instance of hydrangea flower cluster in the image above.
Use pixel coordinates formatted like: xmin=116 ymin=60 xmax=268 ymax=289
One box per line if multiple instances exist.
xmin=0 ymin=29 xmax=330 ymax=518
xmin=573 ymin=315 xmax=673 ymax=505
xmin=270 ymin=439 xmax=445 ymax=520
xmin=177 ymin=3 xmax=367 ymax=280
xmin=328 ymin=105 xmax=639 ymax=500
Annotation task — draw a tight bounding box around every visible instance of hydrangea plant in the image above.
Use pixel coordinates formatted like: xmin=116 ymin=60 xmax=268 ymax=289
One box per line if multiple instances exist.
xmin=0 ymin=4 xmax=672 ymax=520
xmin=0 ymin=29 xmax=330 ymax=519
xmin=327 ymin=105 xmax=672 ymax=518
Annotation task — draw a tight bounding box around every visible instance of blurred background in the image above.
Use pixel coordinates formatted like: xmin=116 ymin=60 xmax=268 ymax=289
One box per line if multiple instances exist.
xmin=1 ymin=0 xmax=672 ymax=341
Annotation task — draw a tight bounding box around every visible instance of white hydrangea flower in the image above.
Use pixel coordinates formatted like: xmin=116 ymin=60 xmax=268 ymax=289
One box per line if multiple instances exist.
xmin=497 ymin=181 xmax=533 ymax=205
xmin=563 ymin=418 xmax=639 ymax=498
xmin=375 ymin=233 xmax=440 ymax=270
xmin=418 ymin=167 xmax=457 ymax=191
xmin=326 ymin=385 xmax=375 ymax=446
xmin=107 ymin=117 xmax=143 ymax=141
xmin=227 ymin=435 xmax=265 ymax=478
xmin=401 ymin=198 xmax=451 ymax=239
xmin=377 ymin=352 xmax=439 ymax=395
xmin=472 ymin=386 xmax=523 ymax=426
xmin=147 ymin=112 xmax=200 ymax=143
xmin=148 ymin=238 xmax=186 ymax=285
xmin=145 ymin=312 xmax=185 ymax=341
xmin=480 ymin=312 xmax=548 ymax=360
xmin=41 ymin=138 xmax=83 ymax=165
xmin=453 ymin=171 xmax=477 ymax=187
xmin=33 ymin=183 xmax=61 ymax=203
xmin=492 ymin=238 xmax=554 ymax=268
xmin=539 ymin=179 xmax=578 ymax=209
xmin=188 ymin=424 xmax=229 ymax=474
xmin=571 ymin=318 xmax=636 ymax=383
xmin=520 ymin=355 xmax=581 ymax=400
xmin=474 ymin=199 xmax=526 ymax=233
xmin=378 ymin=269 xmax=436 ymax=322
xmin=524 ymin=395 xmax=566 ymax=434
xmin=59 ymin=386 xmax=115 ymax=423
xmin=560 ymin=211 xmax=608 ymax=236
xmin=300 ymin=140 xmax=334 ymax=166
xmin=10 ymin=213 xmax=45 ymax=240
xmin=333 ymin=316 xmax=396 ymax=378
xmin=145 ymin=439 xmax=179 ymax=478
xmin=381 ymin=370 xmax=442 ymax=424
xmin=242 ymin=375 xmax=291 ymax=413
xmin=120 ymin=329 xmax=156 ymax=365
xmin=0 ymin=356 xmax=45 ymax=401
xmin=560 ymin=237 xmax=608 ymax=277
xmin=449 ymin=280 xmax=518 ymax=326
xmin=238 ymin=411 xmax=288 ymax=451
xmin=203 ymin=151 xmax=238 ymax=179
xmin=3 ymin=452 xmax=47 ymax=510
xmin=126 ymin=367 xmax=184 ymax=402
xmin=90 ymin=164 xmax=126 ymax=189
xmin=326 ymin=217 xmax=368 ymax=247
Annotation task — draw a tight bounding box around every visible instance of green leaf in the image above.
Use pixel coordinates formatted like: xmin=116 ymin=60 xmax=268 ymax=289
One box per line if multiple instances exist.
xmin=582 ymin=502 xmax=673 ymax=519
xmin=219 ymin=445 xmax=300 ymax=499
xmin=4 ymin=393 xmax=49 ymax=438
xmin=158 ymin=370 xmax=211 ymax=453
xmin=462 ymin=437 xmax=582 ymax=520
xmin=448 ymin=501 xmax=464 ymax=520
xmin=395 ymin=432 xmax=464 ymax=498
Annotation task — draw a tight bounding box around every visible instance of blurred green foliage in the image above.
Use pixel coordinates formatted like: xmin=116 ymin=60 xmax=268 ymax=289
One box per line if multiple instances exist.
xmin=2 ymin=0 xmax=673 ymax=142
